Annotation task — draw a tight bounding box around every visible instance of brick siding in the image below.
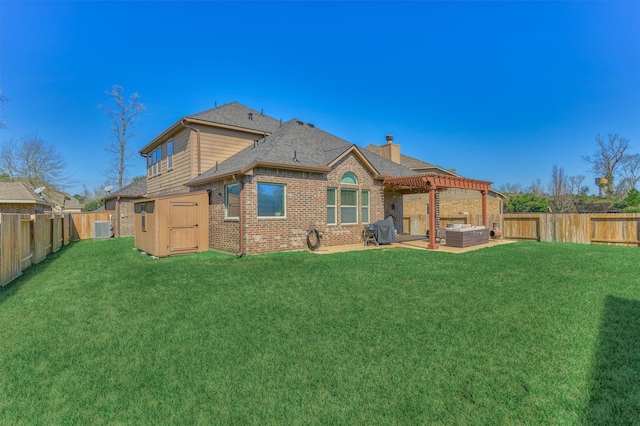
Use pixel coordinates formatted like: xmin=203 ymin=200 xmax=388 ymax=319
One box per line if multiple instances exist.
xmin=105 ymin=197 xmax=141 ymax=237
xmin=192 ymin=153 xmax=397 ymax=254
xmin=0 ymin=203 xmax=52 ymax=214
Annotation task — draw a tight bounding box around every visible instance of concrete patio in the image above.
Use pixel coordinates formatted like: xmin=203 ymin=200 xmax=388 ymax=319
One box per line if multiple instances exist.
xmin=311 ymin=236 xmax=516 ymax=255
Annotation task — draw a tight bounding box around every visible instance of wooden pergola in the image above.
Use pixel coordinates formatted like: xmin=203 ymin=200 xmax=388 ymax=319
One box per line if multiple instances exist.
xmin=382 ymin=174 xmax=493 ymax=249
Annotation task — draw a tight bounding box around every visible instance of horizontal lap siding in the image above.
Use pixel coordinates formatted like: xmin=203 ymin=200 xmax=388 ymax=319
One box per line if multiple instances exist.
xmin=197 ymin=126 xmax=259 ymax=175
xmin=147 ymin=128 xmax=192 ymax=197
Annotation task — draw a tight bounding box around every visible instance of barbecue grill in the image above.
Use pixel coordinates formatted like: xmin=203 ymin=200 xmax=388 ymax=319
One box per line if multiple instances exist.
xmin=363 ymin=225 xmax=378 ymax=246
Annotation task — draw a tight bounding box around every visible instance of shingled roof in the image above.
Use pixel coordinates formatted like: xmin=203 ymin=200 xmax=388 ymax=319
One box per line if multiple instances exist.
xmin=102 ymin=179 xmax=147 ymax=201
xmin=187 ymin=119 xmax=415 ymax=185
xmin=0 ymin=181 xmax=53 ymax=205
xmin=188 ymin=102 xmax=282 ymax=134
xmin=141 ymin=102 xmax=282 ymax=154
xmin=365 ymin=144 xmax=449 ymax=172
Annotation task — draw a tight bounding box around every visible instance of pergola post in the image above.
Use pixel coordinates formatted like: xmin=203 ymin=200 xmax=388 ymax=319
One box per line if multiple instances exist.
xmin=381 ymin=174 xmax=493 ymax=250
xmin=428 ymin=186 xmax=438 ymax=249
xmin=481 ymin=190 xmax=487 ymax=228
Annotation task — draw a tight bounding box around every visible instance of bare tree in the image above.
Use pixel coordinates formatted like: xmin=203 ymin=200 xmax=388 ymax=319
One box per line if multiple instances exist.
xmin=583 ymin=134 xmax=630 ymax=197
xmin=0 ymin=139 xmax=19 ymax=179
xmin=498 ymin=182 xmax=523 ymax=195
xmin=568 ymin=175 xmax=585 ymax=195
xmin=548 ymin=165 xmax=575 ymax=213
xmin=0 ymin=135 xmax=67 ymax=185
xmin=0 ymin=87 xmax=7 ymax=129
xmin=618 ymin=153 xmax=640 ymax=193
xmin=527 ymin=178 xmax=546 ymax=197
xmin=100 ymin=85 xmax=145 ymax=189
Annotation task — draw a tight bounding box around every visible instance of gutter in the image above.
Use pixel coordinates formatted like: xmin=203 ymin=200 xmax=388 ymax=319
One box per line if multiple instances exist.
xmin=185 ymin=162 xmax=331 ymax=187
xmin=181 ymin=119 xmax=201 ymax=175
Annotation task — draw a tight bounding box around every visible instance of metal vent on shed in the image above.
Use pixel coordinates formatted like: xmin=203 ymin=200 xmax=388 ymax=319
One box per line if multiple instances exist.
xmin=93 ymin=221 xmax=112 ymax=239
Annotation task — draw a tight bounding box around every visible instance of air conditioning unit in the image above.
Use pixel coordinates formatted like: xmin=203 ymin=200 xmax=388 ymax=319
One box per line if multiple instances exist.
xmin=93 ymin=221 xmax=113 ymax=239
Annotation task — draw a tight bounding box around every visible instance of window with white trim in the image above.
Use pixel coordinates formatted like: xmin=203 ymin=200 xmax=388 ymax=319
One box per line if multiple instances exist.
xmin=226 ymin=184 xmax=240 ymax=218
xmin=340 ymin=188 xmax=358 ymax=224
xmin=258 ymin=183 xmax=285 ymax=217
xmin=361 ymin=190 xmax=370 ymax=224
xmin=167 ymin=140 xmax=173 ymax=170
xmin=327 ymin=188 xmax=336 ymax=225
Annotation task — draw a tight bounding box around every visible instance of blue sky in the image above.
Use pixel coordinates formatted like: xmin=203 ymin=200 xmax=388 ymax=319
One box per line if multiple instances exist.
xmin=1 ymin=1 xmax=639 ymax=196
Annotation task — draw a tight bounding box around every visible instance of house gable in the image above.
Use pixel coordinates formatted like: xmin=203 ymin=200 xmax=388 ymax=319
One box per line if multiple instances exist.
xmin=141 ymin=102 xmax=283 ymax=197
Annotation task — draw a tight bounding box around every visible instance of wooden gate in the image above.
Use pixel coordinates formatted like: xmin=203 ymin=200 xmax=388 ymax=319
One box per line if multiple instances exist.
xmin=169 ymin=201 xmax=200 ymax=254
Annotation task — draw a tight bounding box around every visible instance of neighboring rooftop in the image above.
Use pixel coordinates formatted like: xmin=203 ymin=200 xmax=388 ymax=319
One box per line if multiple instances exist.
xmin=103 ymin=179 xmax=147 ymax=200
xmin=0 ymin=181 xmax=52 ymax=205
xmin=365 ymin=144 xmax=447 ymax=173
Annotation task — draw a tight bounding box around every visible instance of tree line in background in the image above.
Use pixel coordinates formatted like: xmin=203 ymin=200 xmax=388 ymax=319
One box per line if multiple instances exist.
xmin=0 ymin=85 xmax=144 ymax=211
xmin=2 ymin=85 xmax=639 ymax=214
xmin=500 ymin=134 xmax=640 ymax=213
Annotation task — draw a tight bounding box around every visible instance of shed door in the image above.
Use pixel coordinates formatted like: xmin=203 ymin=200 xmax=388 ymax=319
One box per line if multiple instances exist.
xmin=168 ymin=201 xmax=199 ymax=253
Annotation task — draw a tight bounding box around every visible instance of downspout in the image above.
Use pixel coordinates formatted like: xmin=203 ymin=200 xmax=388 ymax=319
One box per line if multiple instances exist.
xmin=116 ymin=196 xmax=121 ymax=237
xmin=181 ymin=119 xmax=202 ymax=175
xmin=236 ymin=176 xmax=245 ymax=257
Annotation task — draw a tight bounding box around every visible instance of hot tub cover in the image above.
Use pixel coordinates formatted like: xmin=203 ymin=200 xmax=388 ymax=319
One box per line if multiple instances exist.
xmin=374 ymin=216 xmax=396 ymax=244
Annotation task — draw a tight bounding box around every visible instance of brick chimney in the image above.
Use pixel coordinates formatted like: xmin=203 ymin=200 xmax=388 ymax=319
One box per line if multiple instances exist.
xmin=379 ymin=135 xmax=401 ymax=164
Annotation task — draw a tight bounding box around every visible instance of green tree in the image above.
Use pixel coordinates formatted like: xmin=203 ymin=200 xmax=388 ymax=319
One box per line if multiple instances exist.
xmin=623 ymin=188 xmax=640 ymax=207
xmin=504 ymin=194 xmax=549 ymax=213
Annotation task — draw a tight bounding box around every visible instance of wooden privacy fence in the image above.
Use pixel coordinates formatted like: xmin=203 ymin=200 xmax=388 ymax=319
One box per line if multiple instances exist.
xmin=502 ymin=213 xmax=640 ymax=246
xmin=0 ymin=213 xmax=71 ymax=287
xmin=69 ymin=211 xmax=112 ymax=240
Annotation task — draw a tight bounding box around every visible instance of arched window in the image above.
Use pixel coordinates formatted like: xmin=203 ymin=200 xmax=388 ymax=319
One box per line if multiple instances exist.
xmin=341 ymin=172 xmax=358 ymax=185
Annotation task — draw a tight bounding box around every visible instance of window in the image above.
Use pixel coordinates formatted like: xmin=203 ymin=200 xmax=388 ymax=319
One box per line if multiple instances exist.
xmin=341 ymin=188 xmax=358 ymax=224
xmin=327 ymin=188 xmax=336 ymax=225
xmin=226 ymin=184 xmax=240 ymax=218
xmin=167 ymin=140 xmax=173 ymax=170
xmin=258 ymin=183 xmax=285 ymax=217
xmin=155 ymin=147 xmax=162 ymax=174
xmin=141 ymin=204 xmax=146 ymax=231
xmin=148 ymin=147 xmax=161 ymax=176
xmin=361 ymin=190 xmax=370 ymax=224
xmin=341 ymin=172 xmax=358 ymax=185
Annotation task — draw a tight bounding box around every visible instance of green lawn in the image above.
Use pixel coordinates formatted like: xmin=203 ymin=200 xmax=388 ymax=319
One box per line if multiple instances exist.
xmin=1 ymin=238 xmax=639 ymax=424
